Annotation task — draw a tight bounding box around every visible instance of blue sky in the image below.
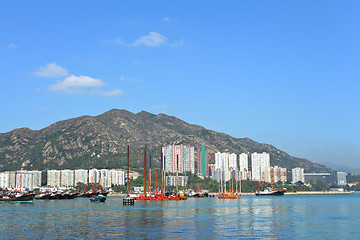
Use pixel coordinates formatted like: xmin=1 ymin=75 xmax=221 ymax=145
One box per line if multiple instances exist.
xmin=1 ymin=1 xmax=359 ymax=171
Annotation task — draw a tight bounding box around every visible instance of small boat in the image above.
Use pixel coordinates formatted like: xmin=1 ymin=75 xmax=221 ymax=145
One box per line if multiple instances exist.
xmin=90 ymin=195 xmax=106 ymax=202
xmin=255 ymin=187 xmax=286 ymax=196
xmin=0 ymin=193 xmax=36 ymax=202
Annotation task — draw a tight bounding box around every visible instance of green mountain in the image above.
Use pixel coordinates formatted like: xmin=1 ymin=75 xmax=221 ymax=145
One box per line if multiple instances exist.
xmin=0 ymin=109 xmax=333 ymax=174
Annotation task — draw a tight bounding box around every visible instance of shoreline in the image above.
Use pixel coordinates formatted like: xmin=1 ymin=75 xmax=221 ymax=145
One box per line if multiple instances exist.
xmin=108 ymin=191 xmax=355 ymax=197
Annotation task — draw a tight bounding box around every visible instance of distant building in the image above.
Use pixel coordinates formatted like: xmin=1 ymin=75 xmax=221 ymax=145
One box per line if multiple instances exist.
xmin=251 ymin=152 xmax=270 ymax=181
xmin=198 ymin=145 xmax=208 ymax=177
xmin=263 ymin=166 xmax=287 ymax=183
xmin=208 ymin=164 xmax=215 ymax=177
xmin=47 ymin=170 xmax=61 ymax=187
xmin=229 ymin=153 xmax=237 ymax=170
xmin=304 ymin=173 xmax=331 ymax=184
xmin=336 ymin=171 xmax=347 ymax=186
xmin=239 ymin=153 xmax=250 ymax=180
xmin=166 ymin=175 xmax=188 ymax=187
xmin=60 ymin=170 xmax=74 ymax=187
xmin=292 ymin=168 xmax=305 ymax=183
xmin=74 ymin=169 xmax=88 ymax=185
xmin=213 ymin=169 xmax=224 ymax=182
xmin=215 ymin=152 xmax=229 ymax=181
xmin=89 ymin=168 xmax=125 ymax=187
xmin=162 ymin=145 xmax=195 ymax=174
xmin=0 ymin=172 xmax=10 ymax=189
xmin=32 ymin=171 xmax=42 ymax=189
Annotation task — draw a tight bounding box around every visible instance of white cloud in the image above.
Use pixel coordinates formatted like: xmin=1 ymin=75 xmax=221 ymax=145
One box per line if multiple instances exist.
xmin=133 ymin=59 xmax=142 ymax=65
xmin=120 ymin=76 xmax=141 ymax=83
xmin=8 ymin=43 xmax=18 ymax=48
xmin=48 ymin=75 xmax=124 ymax=97
xmin=132 ymin=32 xmax=167 ymax=47
xmin=48 ymin=75 xmax=104 ymax=92
xmin=95 ymin=89 xmax=124 ymax=97
xmin=33 ymin=63 xmax=69 ymax=78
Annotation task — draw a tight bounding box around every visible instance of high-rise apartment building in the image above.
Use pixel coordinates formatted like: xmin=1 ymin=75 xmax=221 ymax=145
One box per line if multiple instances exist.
xmin=214 ymin=152 xmax=239 ymax=182
xmin=166 ymin=175 xmax=188 ymax=187
xmin=88 ymin=168 xmax=125 ymax=187
xmin=229 ymin=153 xmax=237 ymax=170
xmin=0 ymin=172 xmax=10 ymax=189
xmin=32 ymin=171 xmax=42 ymax=189
xmin=198 ymin=145 xmax=208 ymax=176
xmin=162 ymin=145 xmax=195 ymax=174
xmin=239 ymin=153 xmax=251 ymax=180
xmin=60 ymin=170 xmax=74 ymax=187
xmin=251 ymin=152 xmax=270 ymax=181
xmin=292 ymin=168 xmax=305 ymax=183
xmin=74 ymin=169 xmax=88 ymax=185
xmin=47 ymin=170 xmax=61 ymax=187
xmin=336 ymin=171 xmax=347 ymax=186
xmin=263 ymin=166 xmax=287 ymax=183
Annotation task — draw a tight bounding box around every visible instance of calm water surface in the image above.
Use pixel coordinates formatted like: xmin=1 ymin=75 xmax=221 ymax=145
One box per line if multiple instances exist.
xmin=0 ymin=194 xmax=359 ymax=239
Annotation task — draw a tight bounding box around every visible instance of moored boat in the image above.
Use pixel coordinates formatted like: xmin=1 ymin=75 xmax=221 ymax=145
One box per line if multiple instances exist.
xmin=0 ymin=192 xmax=36 ymax=202
xmin=90 ymin=195 xmax=106 ymax=202
xmin=35 ymin=193 xmax=51 ymax=200
xmin=67 ymin=192 xmax=79 ymax=199
xmin=255 ymin=187 xmax=286 ymax=196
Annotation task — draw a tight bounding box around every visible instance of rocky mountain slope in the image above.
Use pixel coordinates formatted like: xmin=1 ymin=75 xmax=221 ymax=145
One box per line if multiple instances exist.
xmin=0 ymin=109 xmax=333 ymax=174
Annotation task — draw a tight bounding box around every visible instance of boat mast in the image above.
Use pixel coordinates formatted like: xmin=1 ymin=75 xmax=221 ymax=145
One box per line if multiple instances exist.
xmin=164 ymin=154 xmax=167 ymax=194
xmin=155 ymin=168 xmax=158 ymax=193
xmin=236 ymin=172 xmax=238 ymax=194
xmin=160 ymin=146 xmax=163 ymax=195
xmin=127 ymin=145 xmax=130 ymax=197
xmin=176 ymin=155 xmax=179 ymax=196
xmin=149 ymin=154 xmax=152 ymax=194
xmin=143 ymin=144 xmax=147 ymax=197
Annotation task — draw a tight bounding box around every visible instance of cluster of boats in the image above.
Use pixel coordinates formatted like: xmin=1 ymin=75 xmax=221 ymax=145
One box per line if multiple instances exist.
xmin=0 ymin=189 xmax=109 ymax=203
xmin=35 ymin=190 xmax=109 ymax=200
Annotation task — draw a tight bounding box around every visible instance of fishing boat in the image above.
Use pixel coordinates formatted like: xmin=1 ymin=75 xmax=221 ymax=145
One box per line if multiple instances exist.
xmin=255 ymin=187 xmax=286 ymax=196
xmin=49 ymin=192 xmax=62 ymax=199
xmin=90 ymin=195 xmax=106 ymax=202
xmin=0 ymin=192 xmax=36 ymax=202
xmin=255 ymin=181 xmax=286 ymax=196
xmin=218 ymin=178 xmax=242 ymax=199
xmin=35 ymin=193 xmax=51 ymax=200
xmin=67 ymin=192 xmax=79 ymax=199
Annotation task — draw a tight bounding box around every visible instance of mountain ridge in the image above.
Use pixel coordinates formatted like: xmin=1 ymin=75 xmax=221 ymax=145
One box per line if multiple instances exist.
xmin=0 ymin=109 xmax=333 ymax=175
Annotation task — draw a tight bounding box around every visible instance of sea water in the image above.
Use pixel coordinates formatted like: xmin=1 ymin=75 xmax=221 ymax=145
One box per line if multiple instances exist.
xmin=0 ymin=194 xmax=359 ymax=239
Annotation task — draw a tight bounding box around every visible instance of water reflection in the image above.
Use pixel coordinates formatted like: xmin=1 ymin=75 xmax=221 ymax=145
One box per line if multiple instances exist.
xmin=1 ymin=195 xmax=360 ymax=239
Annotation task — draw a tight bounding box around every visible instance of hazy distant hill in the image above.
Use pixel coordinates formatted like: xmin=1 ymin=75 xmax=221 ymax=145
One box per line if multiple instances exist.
xmin=0 ymin=109 xmax=333 ymax=174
